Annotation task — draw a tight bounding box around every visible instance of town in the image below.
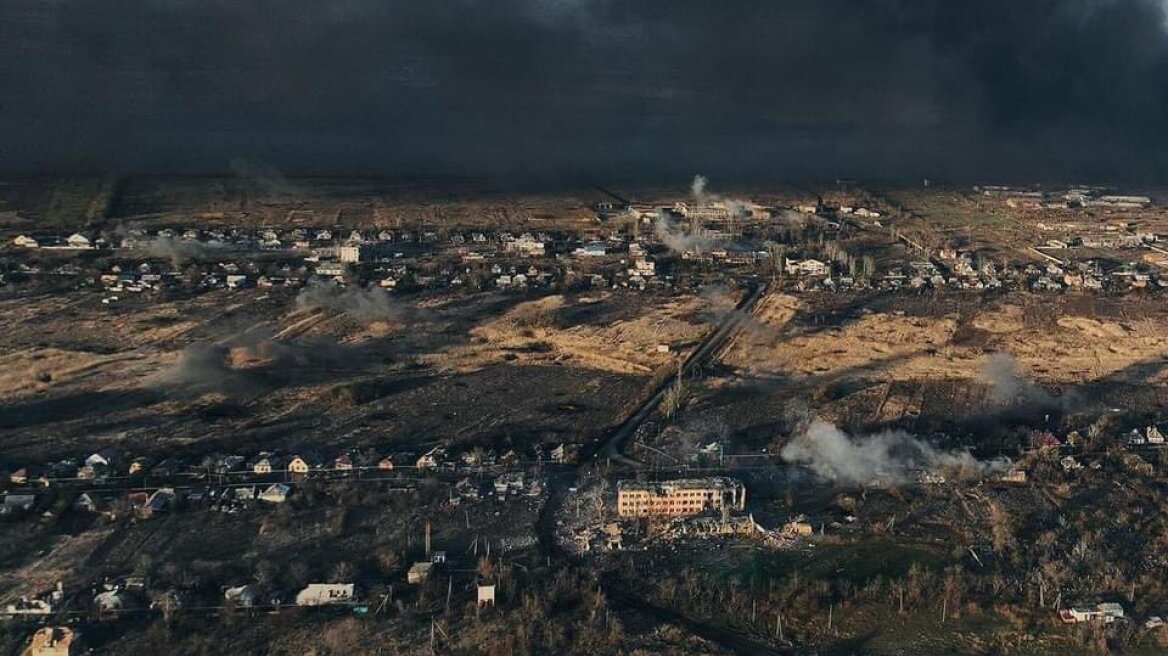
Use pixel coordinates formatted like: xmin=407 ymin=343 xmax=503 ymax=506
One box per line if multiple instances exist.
xmin=2 ymin=175 xmax=1168 ymax=654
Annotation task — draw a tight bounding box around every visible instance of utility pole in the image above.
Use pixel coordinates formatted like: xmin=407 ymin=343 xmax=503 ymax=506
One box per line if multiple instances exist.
xmin=776 ymin=612 xmax=784 ymax=642
xmin=446 ymin=577 xmax=452 ymax=615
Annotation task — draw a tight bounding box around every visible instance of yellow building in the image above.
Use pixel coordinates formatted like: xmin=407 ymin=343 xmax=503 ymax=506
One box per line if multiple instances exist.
xmin=27 ymin=627 xmax=79 ymax=656
xmin=616 ymin=478 xmax=745 ymax=518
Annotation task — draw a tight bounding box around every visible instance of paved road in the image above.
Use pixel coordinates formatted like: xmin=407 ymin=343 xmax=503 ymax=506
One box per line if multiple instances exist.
xmin=601 ymin=281 xmax=769 ymax=468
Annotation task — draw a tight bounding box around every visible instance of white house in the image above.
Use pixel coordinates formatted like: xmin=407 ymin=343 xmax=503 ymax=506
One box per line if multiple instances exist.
xmin=785 ymin=259 xmax=828 ymax=276
xmin=258 ymin=483 xmax=291 ymax=504
xmin=295 ymin=583 xmax=354 ymax=607
xmin=1060 ymin=602 xmax=1124 ymax=624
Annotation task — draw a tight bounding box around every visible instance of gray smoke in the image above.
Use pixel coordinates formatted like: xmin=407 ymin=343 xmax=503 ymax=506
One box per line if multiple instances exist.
xmin=697 ymin=284 xmax=769 ymax=336
xmin=654 ymin=215 xmax=717 ymax=254
xmin=980 ymin=353 xmax=1053 ymax=406
xmin=152 ymin=343 xmax=251 ymax=398
xmin=296 ymin=279 xmax=402 ymax=322
xmin=136 ymin=236 xmax=232 ymax=266
xmin=781 ymin=418 xmax=1008 ymax=486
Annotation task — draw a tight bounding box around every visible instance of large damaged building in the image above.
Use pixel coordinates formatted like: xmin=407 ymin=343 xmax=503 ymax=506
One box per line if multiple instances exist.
xmin=615 ymin=477 xmax=746 ymax=518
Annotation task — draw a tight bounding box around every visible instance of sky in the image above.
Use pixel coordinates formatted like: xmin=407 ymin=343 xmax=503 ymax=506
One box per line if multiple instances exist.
xmin=3 ymin=0 xmax=1168 ymax=183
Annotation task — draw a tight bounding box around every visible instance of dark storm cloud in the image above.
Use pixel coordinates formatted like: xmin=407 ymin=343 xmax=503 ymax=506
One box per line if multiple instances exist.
xmin=3 ymin=0 xmax=1168 ymax=182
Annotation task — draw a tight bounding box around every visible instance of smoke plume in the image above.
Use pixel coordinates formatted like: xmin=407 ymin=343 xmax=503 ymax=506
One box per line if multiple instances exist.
xmin=980 ymin=353 xmax=1058 ymax=407
xmin=781 ymin=418 xmax=1007 ymax=486
xmin=296 ymin=279 xmax=403 ymax=322
xmin=152 ymin=343 xmax=253 ymax=398
xmin=654 ymin=215 xmax=718 ymax=255
xmin=691 ymin=174 xmax=708 ymax=198
xmin=136 ymin=236 xmax=232 ymax=266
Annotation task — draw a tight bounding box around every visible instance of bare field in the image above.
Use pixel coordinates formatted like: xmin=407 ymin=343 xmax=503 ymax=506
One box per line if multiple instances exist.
xmin=430 ymin=293 xmax=710 ymax=375
xmin=725 ymin=290 xmax=1168 ymax=386
xmin=0 ymin=286 xmax=684 ymax=462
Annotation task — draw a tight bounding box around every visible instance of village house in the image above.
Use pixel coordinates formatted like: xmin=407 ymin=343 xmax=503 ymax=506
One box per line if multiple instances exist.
xmin=550 ymin=443 xmax=580 ymax=464
xmin=416 ymin=446 xmax=448 ymax=470
xmin=126 ymin=491 xmax=149 ymax=514
xmin=287 ymin=453 xmax=324 ymax=477
xmin=295 ymin=583 xmax=355 ymax=607
xmin=784 ymin=259 xmax=828 ymax=277
xmin=1060 ymin=602 xmax=1125 ymax=624
xmin=9 ymin=466 xmax=39 ymax=485
xmin=504 ymin=233 xmax=546 ymax=257
xmin=2 ymin=494 xmax=37 ymax=514
xmin=575 ymin=241 xmax=607 ymax=257
xmin=407 ymin=562 xmax=434 ymax=584
xmin=74 ymin=493 xmax=116 ymax=519
xmin=477 ymin=583 xmax=496 ymax=607
xmin=224 ymin=584 xmax=262 ymax=608
xmin=781 ymin=516 xmax=815 ymax=537
xmin=215 ymin=455 xmax=246 ymax=474
xmin=5 ymin=597 xmax=53 ymax=617
xmin=258 ymin=483 xmax=292 ymax=504
xmin=94 ymin=589 xmax=132 ymax=614
xmin=13 ymin=235 xmax=39 ymax=248
xmin=85 ymin=450 xmax=121 ymax=471
xmin=143 ymin=488 xmax=176 ymax=517
xmin=65 ymin=233 xmax=92 ymax=249
xmin=26 ymin=626 xmax=80 ymax=656
xmin=999 ymin=468 xmax=1028 ymax=484
xmin=251 ymin=453 xmax=285 ymax=474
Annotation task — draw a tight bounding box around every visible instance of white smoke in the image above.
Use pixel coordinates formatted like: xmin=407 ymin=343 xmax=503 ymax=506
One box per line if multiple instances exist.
xmin=781 ymin=418 xmax=1008 ymax=486
xmin=691 ymin=174 xmax=708 ymax=198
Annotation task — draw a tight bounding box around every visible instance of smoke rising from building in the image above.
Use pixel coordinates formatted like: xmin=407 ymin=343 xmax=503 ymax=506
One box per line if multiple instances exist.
xmin=781 ymin=418 xmax=1008 ymax=486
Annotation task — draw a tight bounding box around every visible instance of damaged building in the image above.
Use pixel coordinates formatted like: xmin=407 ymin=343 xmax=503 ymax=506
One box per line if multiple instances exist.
xmin=615 ymin=478 xmax=746 ymax=518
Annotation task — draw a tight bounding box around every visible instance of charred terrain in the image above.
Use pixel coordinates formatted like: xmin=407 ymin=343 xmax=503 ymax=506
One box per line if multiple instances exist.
xmin=2 ymin=175 xmax=1168 ymax=655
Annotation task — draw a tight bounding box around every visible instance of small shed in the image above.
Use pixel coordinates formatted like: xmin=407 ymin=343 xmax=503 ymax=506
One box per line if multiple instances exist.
xmin=477 ymin=583 xmax=496 ymax=607
xmin=407 ymin=562 xmax=433 ymax=584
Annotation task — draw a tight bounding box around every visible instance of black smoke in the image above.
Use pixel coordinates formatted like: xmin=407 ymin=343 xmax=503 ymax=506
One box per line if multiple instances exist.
xmin=3 ymin=0 xmax=1168 ymax=182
